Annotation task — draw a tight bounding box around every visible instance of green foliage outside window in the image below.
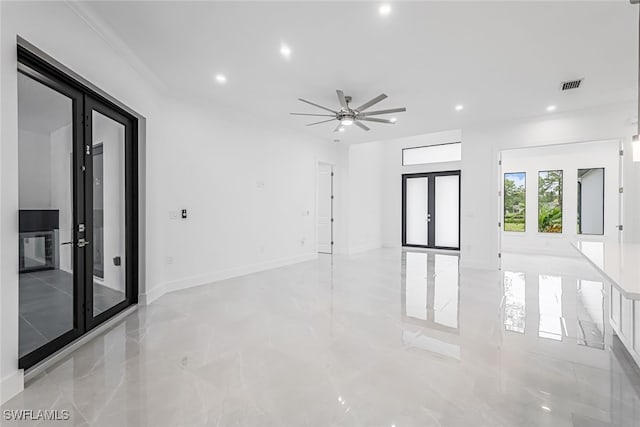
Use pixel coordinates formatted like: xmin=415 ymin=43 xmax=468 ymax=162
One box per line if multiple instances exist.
xmin=538 ymin=170 xmax=563 ymax=233
xmin=504 ymin=172 xmax=526 ymax=232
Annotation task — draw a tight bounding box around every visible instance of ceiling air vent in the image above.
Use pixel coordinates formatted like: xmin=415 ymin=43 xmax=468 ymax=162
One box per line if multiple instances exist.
xmin=561 ymin=79 xmax=583 ymax=91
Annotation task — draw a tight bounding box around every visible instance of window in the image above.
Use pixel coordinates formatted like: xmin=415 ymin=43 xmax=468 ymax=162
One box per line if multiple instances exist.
xmin=538 ymin=170 xmax=563 ymax=233
xmin=504 ymin=172 xmax=526 ymax=232
xmin=402 ymin=142 xmax=461 ymax=166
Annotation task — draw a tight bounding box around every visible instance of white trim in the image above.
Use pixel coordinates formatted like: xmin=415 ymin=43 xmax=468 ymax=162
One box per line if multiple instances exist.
xmin=0 ymin=370 xmax=24 ymax=405
xmin=140 ymin=253 xmax=318 ymax=305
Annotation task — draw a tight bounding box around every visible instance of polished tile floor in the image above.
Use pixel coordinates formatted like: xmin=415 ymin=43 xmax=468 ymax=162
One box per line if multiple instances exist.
xmin=3 ymin=249 xmax=640 ymax=426
xmin=19 ymin=270 xmax=126 ymax=357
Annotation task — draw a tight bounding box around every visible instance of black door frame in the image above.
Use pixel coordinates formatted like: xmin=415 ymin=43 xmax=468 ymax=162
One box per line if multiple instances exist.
xmin=17 ymin=46 xmax=138 ymax=369
xmin=401 ymin=170 xmax=461 ymax=250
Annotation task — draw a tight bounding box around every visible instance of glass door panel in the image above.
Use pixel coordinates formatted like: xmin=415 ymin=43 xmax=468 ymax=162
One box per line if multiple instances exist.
xmin=17 ymin=70 xmax=82 ymax=362
xmin=405 ymin=177 xmax=429 ymax=245
xmin=89 ymin=109 xmax=128 ymax=317
xmin=434 ymin=175 xmax=460 ymax=248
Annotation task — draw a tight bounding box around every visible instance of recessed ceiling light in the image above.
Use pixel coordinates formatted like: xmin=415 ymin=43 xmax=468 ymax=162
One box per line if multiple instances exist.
xmin=338 ymin=127 xmax=345 ymax=132
xmin=215 ymin=74 xmax=227 ymax=84
xmin=379 ymin=3 xmax=392 ymax=16
xmin=280 ymin=44 xmax=292 ymax=59
xmin=390 ymin=117 xmax=397 ymax=123
xmin=455 ymin=104 xmax=464 ymax=111
xmin=546 ymin=105 xmax=557 ymax=112
xmin=341 ymin=119 xmax=354 ymax=126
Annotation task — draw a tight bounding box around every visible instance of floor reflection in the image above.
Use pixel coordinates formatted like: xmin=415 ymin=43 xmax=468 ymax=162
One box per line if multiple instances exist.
xmin=402 ymin=251 xmax=459 ymax=333
xmin=2 ymin=249 xmax=639 ymax=426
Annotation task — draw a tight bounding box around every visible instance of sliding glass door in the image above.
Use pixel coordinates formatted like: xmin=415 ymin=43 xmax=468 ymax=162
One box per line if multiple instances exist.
xmin=402 ymin=171 xmax=460 ymax=250
xmin=17 ymin=49 xmax=137 ymax=369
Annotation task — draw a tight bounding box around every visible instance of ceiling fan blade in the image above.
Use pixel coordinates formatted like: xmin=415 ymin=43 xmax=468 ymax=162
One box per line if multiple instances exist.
xmin=298 ymin=98 xmax=337 ymax=114
xmin=355 ymin=94 xmax=388 ymax=112
xmin=354 ymin=121 xmax=370 ymax=131
xmin=290 ymin=113 xmax=335 ymax=117
xmin=333 ymin=123 xmax=343 ymax=133
xmin=336 ymin=90 xmax=348 ymax=109
xmin=306 ymin=118 xmax=336 ymax=126
xmin=360 ymin=107 xmax=406 ymax=117
xmin=359 ymin=117 xmax=394 ymax=124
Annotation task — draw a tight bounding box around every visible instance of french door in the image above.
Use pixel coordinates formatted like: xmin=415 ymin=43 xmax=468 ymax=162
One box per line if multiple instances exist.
xmin=402 ymin=171 xmax=460 ymax=250
xmin=17 ymin=49 xmax=137 ymax=369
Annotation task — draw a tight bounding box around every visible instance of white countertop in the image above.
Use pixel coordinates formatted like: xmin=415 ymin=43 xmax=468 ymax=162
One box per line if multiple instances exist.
xmin=572 ymin=241 xmax=640 ymax=300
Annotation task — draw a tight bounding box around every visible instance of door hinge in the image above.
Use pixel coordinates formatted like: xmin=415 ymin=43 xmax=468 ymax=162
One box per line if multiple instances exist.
xmin=331 ymin=241 xmax=334 ymax=245
xmin=331 ymin=195 xmax=334 ymax=199
xmin=620 ymin=149 xmax=625 ymax=156
xmin=618 ymin=225 xmax=624 ymax=231
xmin=619 ymin=187 xmax=624 ymax=194
xmin=78 ymin=223 xmax=85 ymax=233
xmin=498 ymin=222 xmax=502 ymax=227
xmin=331 ymin=172 xmax=334 ymax=177
xmin=498 ymin=190 xmax=501 ymax=197
xmin=331 ymin=218 xmax=334 ymax=222
xmin=498 ymin=252 xmax=502 ymax=258
xmin=85 ymin=145 xmax=91 ymax=155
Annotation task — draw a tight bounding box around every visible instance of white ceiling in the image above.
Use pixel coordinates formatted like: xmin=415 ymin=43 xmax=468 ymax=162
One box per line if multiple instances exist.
xmin=80 ymin=1 xmax=638 ymax=144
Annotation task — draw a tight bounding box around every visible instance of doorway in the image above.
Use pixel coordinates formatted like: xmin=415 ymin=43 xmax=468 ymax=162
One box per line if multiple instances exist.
xmin=402 ymin=171 xmax=460 ymax=250
xmin=317 ymin=163 xmax=334 ymax=254
xmin=17 ymin=47 xmax=137 ymax=369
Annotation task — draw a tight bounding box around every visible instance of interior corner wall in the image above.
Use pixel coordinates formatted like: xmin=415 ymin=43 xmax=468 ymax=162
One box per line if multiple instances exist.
xmin=144 ymin=97 xmax=347 ymax=300
xmin=461 ymin=103 xmax=638 ymax=271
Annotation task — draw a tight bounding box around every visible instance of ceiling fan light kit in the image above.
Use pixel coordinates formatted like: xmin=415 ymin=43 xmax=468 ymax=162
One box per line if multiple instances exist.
xmin=290 ymin=90 xmax=406 ymax=132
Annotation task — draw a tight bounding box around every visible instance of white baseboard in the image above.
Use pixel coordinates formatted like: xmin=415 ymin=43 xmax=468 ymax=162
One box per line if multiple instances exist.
xmin=0 ymin=369 xmax=24 ymax=405
xmin=346 ymin=245 xmax=382 ymax=256
xmin=140 ymin=253 xmax=318 ymax=305
xmin=500 ymin=246 xmax=581 ymax=258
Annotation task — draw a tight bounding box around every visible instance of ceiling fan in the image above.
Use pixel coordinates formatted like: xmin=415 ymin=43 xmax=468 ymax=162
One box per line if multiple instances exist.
xmin=290 ymin=90 xmax=406 ymax=132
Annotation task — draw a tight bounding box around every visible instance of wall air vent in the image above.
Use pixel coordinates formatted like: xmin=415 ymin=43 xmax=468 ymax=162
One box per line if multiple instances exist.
xmin=561 ymin=79 xmax=583 ymax=91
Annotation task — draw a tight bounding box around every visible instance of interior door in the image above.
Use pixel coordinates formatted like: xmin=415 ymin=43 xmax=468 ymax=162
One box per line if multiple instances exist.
xmin=402 ymin=171 xmax=460 ymax=250
xmin=84 ymin=96 xmax=135 ymax=328
xmin=317 ymin=163 xmax=333 ymax=254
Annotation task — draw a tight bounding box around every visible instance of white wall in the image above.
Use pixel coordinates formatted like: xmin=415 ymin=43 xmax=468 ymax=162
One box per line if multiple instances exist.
xmin=346 ymin=141 xmax=383 ymax=253
xmin=462 ymin=103 xmax=638 ymax=270
xmin=0 ymin=0 xmax=348 ymax=403
xmin=500 ymin=140 xmax=620 ymax=257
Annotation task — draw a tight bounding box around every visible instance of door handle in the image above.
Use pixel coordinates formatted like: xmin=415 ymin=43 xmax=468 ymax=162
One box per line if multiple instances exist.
xmin=61 ymin=241 xmax=73 ymax=245
xmin=77 ymin=238 xmax=90 ymax=248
